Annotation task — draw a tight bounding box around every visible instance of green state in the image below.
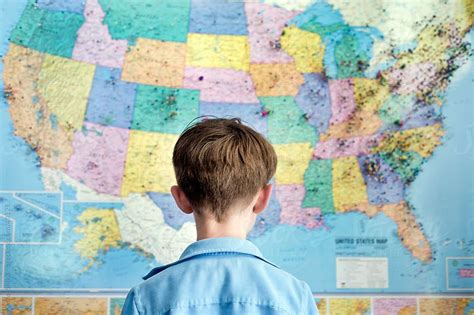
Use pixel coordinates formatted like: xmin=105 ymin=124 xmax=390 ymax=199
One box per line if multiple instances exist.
xmin=259 ymin=96 xmax=318 ymax=146
xmin=99 ymin=0 xmax=191 ymax=43
xmin=132 ymin=85 xmax=199 ymax=134
xmin=379 ymin=149 xmax=425 ymax=184
xmin=379 ymin=94 xmax=416 ymax=126
xmin=10 ymin=0 xmax=84 ymax=58
xmin=300 ymin=22 xmax=346 ymax=38
xmin=334 ymin=31 xmax=370 ymax=78
xmin=302 ymin=159 xmax=335 ymax=214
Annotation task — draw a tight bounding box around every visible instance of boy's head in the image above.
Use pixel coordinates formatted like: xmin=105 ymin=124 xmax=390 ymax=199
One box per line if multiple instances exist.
xmin=171 ymin=118 xmax=277 ymax=223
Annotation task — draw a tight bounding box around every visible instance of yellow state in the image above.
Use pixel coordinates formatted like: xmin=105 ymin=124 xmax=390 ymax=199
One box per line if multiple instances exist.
xmin=121 ymin=130 xmax=178 ymax=195
xmin=373 ymin=123 xmax=444 ymax=158
xmin=407 ymin=0 xmax=473 ymax=68
xmin=353 ymin=77 xmax=390 ymax=113
xmin=329 ymin=298 xmax=371 ymax=315
xmin=35 ymin=297 xmax=107 ymax=314
xmin=122 ymin=38 xmax=187 ymax=87
xmin=316 ymin=298 xmax=327 ymax=315
xmin=332 ymin=156 xmax=368 ymax=211
xmin=392 ymin=24 xmax=454 ymax=70
xmin=74 ymin=208 xmax=121 ymax=260
xmin=273 ymin=143 xmax=313 ymax=185
xmin=38 ymin=54 xmax=95 ymax=131
xmin=186 ymin=33 xmax=250 ymax=71
xmin=281 ymin=25 xmax=324 ymax=73
xmin=461 ymin=0 xmax=474 ymax=30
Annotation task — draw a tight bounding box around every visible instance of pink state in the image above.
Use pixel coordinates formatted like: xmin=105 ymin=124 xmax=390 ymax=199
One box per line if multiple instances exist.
xmin=66 ymin=122 xmax=130 ymax=196
xmin=276 ymin=184 xmax=324 ymax=229
xmin=313 ymin=134 xmax=382 ymax=159
xmin=183 ymin=67 xmax=259 ymax=104
xmin=72 ymin=0 xmax=127 ymax=68
xmin=328 ymin=78 xmax=356 ymax=125
xmin=386 ymin=62 xmax=438 ymax=95
xmin=245 ymin=2 xmax=298 ymax=63
xmin=373 ymin=298 xmax=417 ymax=314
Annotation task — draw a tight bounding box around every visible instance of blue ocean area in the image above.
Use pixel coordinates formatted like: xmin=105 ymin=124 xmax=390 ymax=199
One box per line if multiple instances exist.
xmin=60 ymin=182 xmax=78 ymax=200
xmin=5 ymin=202 xmax=156 ymax=291
xmin=0 ymin=192 xmax=61 ymax=243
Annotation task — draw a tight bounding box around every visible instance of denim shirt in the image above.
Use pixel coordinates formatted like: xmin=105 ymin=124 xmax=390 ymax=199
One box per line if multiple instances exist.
xmin=122 ymin=237 xmax=319 ymax=314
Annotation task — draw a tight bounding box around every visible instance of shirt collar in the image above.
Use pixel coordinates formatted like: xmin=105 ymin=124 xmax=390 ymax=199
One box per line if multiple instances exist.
xmin=143 ymin=237 xmax=279 ymax=280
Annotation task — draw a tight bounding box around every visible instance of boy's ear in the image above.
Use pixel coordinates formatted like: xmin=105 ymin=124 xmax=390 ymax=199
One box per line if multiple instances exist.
xmin=252 ymin=184 xmax=273 ymax=215
xmin=170 ymin=185 xmax=193 ymax=214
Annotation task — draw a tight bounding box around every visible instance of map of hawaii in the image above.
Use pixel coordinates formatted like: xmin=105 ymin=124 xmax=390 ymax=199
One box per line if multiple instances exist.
xmin=1 ymin=0 xmax=473 ymax=292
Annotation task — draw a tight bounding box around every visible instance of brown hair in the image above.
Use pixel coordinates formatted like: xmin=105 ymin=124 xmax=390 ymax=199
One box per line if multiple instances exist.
xmin=172 ymin=117 xmax=277 ymax=222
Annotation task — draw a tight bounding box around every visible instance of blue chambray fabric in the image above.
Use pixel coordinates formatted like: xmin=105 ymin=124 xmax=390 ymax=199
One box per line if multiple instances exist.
xmin=122 ymin=237 xmax=319 ymax=315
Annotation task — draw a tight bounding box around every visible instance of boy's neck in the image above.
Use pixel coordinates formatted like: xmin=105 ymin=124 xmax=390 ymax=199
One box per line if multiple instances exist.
xmin=194 ymin=212 xmax=252 ymax=241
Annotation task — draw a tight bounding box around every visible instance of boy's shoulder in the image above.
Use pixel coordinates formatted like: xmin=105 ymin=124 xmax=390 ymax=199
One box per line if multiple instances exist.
xmin=123 ymin=237 xmax=317 ymax=314
xmin=140 ymin=237 xmax=309 ymax=296
xmin=141 ymin=237 xmax=287 ymax=280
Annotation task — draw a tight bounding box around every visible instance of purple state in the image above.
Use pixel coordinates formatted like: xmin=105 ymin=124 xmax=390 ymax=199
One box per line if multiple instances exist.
xmin=148 ymin=192 xmax=194 ymax=229
xmin=199 ymin=101 xmax=268 ymax=136
xmin=85 ymin=66 xmax=136 ymax=129
xmin=295 ymin=73 xmax=332 ymax=134
xmin=358 ymin=154 xmax=405 ymax=205
xmin=401 ymin=103 xmax=442 ymax=130
xmin=37 ymin=0 xmax=85 ymax=14
xmin=382 ymin=103 xmax=442 ymax=133
xmin=249 ymin=180 xmax=281 ymax=238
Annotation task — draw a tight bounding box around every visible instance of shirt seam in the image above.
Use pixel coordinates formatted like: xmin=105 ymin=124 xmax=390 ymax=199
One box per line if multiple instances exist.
xmin=181 ymin=247 xmax=260 ymax=258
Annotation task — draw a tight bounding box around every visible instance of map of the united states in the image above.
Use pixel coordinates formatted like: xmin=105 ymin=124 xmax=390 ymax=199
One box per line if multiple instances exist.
xmin=2 ymin=0 xmax=473 ymax=277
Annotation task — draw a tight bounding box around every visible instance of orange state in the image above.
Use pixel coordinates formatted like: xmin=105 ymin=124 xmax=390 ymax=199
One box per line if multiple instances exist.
xmin=3 ymin=44 xmax=74 ymax=169
xmin=337 ymin=200 xmax=432 ymax=263
xmin=419 ymin=298 xmax=471 ymax=314
xmin=1 ymin=297 xmax=32 ymax=314
xmin=250 ymin=63 xmax=304 ymax=97
xmin=122 ymin=38 xmax=187 ymax=88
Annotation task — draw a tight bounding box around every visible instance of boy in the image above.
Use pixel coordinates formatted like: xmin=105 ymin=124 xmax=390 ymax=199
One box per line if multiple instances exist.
xmin=122 ymin=118 xmax=319 ymax=314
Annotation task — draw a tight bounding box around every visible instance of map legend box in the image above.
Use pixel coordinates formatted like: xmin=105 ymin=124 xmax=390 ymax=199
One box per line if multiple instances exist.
xmin=336 ymin=257 xmax=388 ymax=289
xmin=446 ymin=257 xmax=474 ymax=291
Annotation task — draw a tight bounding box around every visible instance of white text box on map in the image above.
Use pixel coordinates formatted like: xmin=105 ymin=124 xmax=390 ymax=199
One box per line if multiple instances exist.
xmin=336 ymin=257 xmax=388 ymax=289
